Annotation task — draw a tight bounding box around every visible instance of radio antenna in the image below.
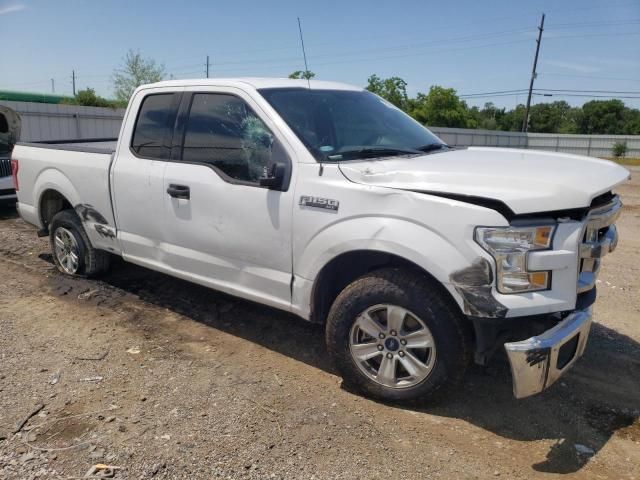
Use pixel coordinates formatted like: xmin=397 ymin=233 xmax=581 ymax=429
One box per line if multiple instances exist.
xmin=297 ymin=17 xmax=311 ymax=89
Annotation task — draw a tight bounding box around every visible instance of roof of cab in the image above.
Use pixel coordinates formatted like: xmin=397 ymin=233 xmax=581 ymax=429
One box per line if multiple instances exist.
xmin=137 ymin=77 xmax=363 ymax=92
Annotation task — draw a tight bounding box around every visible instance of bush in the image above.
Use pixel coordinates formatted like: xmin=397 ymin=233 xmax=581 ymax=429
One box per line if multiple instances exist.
xmin=612 ymin=141 xmax=628 ymax=158
xmin=62 ymin=88 xmax=125 ymax=109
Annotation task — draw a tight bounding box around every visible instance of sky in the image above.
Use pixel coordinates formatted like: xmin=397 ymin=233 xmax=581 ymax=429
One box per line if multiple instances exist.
xmin=0 ymin=0 xmax=639 ymax=109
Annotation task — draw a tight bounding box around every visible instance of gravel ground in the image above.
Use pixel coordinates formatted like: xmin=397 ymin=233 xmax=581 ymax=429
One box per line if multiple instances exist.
xmin=0 ymin=167 xmax=638 ymax=479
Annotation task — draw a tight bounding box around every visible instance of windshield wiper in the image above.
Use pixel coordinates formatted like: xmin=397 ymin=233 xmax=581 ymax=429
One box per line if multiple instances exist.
xmin=415 ymin=143 xmax=450 ymax=153
xmin=327 ymin=146 xmax=422 ymax=161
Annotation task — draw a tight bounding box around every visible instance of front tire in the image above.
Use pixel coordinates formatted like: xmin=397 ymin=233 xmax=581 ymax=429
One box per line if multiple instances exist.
xmin=50 ymin=210 xmax=110 ymax=277
xmin=326 ymin=268 xmax=471 ymax=402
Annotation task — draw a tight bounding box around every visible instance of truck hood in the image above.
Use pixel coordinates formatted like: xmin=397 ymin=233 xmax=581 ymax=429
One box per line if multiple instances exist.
xmin=338 ymin=147 xmax=630 ymax=215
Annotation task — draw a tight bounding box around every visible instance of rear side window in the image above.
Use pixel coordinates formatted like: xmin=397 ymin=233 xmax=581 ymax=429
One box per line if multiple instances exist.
xmin=131 ymin=93 xmax=176 ymax=159
xmin=181 ymin=93 xmax=276 ymax=184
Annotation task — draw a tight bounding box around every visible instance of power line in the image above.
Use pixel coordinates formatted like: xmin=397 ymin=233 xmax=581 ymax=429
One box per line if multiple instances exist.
xmin=543 ymin=0 xmax=640 ymax=14
xmin=165 ymin=35 xmax=535 ymax=76
xmin=460 ymin=92 xmax=529 ymax=99
xmin=536 ymin=92 xmax=640 ymax=99
xmin=536 ymin=88 xmax=640 ymax=94
xmin=161 ymin=26 xmax=537 ymax=73
xmin=545 ymin=31 xmax=640 ymax=40
xmin=546 ymin=19 xmax=640 ymax=27
xmin=540 ymin=73 xmax=640 ymax=83
xmin=462 ymin=88 xmax=640 ymax=97
xmin=460 ymin=89 xmax=529 ymax=98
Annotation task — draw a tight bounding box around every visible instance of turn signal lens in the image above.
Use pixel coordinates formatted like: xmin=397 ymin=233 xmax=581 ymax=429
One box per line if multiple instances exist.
xmin=529 ymin=271 xmax=549 ymax=290
xmin=534 ymin=226 xmax=553 ymax=248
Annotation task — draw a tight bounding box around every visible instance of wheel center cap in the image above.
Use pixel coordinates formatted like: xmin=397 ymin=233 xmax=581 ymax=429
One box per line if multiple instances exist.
xmin=384 ymin=337 xmax=400 ymax=351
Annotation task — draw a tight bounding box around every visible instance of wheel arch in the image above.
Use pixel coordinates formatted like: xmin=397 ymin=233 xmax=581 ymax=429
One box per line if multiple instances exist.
xmin=294 ymin=216 xmax=477 ymax=323
xmin=39 ymin=188 xmax=73 ymax=230
xmin=34 ymin=168 xmax=82 ymax=230
xmin=308 ymin=249 xmax=464 ymax=324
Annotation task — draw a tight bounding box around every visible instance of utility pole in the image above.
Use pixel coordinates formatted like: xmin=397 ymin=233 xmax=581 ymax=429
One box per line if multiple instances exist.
xmin=51 ymin=78 xmax=55 ymax=94
xmin=522 ymin=13 xmax=545 ymax=132
xmin=72 ymin=70 xmax=76 ymax=96
xmin=206 ymin=55 xmax=210 ymax=78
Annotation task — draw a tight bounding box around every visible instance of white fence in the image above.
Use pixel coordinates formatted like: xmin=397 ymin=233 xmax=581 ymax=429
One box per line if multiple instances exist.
xmin=0 ymin=100 xmax=125 ymax=142
xmin=428 ymin=126 xmax=640 ymax=158
xmin=2 ymin=100 xmax=638 ymax=157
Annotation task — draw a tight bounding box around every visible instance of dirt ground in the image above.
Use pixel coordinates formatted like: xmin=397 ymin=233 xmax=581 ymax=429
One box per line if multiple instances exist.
xmin=0 ymin=167 xmax=639 ymax=480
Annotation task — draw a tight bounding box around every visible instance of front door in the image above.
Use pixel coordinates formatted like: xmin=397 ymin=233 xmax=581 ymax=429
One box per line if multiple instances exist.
xmin=161 ymin=90 xmax=295 ymax=310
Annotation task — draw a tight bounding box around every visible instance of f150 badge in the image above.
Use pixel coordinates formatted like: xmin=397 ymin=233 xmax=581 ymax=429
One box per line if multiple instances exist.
xmin=299 ymin=196 xmax=339 ymax=211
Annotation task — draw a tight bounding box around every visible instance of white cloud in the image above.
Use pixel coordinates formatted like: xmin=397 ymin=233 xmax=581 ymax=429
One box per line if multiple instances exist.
xmin=584 ymin=56 xmax=639 ymax=69
xmin=544 ymin=60 xmax=600 ymax=74
xmin=0 ymin=4 xmax=25 ymax=15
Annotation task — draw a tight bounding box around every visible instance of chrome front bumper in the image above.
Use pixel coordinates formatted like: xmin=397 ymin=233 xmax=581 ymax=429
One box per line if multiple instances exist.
xmin=504 ymin=308 xmax=592 ymax=399
xmin=578 ymin=196 xmax=621 ymax=293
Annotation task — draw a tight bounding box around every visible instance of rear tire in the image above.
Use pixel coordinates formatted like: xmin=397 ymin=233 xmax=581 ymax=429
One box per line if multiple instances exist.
xmin=326 ymin=268 xmax=471 ymax=402
xmin=49 ymin=209 xmax=110 ymax=277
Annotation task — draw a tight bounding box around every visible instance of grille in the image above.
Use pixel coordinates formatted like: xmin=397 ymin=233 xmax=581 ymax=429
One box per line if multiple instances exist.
xmin=0 ymin=158 xmax=11 ymax=178
xmin=577 ymin=195 xmax=621 ymax=293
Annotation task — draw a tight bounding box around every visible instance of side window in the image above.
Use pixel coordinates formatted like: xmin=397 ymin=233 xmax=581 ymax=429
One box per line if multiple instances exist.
xmin=131 ymin=93 xmax=176 ymax=159
xmin=182 ymin=93 xmax=277 ymax=184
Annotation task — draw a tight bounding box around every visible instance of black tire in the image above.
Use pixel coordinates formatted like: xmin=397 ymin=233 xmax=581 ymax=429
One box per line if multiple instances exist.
xmin=49 ymin=209 xmax=110 ymax=277
xmin=326 ymin=268 xmax=471 ymax=402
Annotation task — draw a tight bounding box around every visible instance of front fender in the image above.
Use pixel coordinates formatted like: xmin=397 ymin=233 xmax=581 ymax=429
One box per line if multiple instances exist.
xmin=294 ymin=215 xmax=478 ymax=314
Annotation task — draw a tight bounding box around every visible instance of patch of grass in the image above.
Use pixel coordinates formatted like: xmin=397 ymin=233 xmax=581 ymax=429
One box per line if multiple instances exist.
xmin=603 ymin=157 xmax=640 ymax=166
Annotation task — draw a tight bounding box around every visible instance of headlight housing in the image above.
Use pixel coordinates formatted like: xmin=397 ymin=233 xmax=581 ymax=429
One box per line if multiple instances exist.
xmin=475 ymin=225 xmax=555 ymax=294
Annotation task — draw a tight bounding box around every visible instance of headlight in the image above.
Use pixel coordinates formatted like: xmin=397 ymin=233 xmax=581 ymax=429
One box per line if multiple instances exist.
xmin=475 ymin=225 xmax=555 ymax=294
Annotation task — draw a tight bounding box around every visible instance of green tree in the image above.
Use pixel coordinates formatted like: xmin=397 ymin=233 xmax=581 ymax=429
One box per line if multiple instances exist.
xmin=493 ymin=104 xmax=526 ymax=131
xmin=113 ymin=49 xmax=165 ymax=103
xmin=468 ymin=102 xmax=508 ymax=130
xmin=289 ymin=70 xmax=315 ymax=80
xmin=365 ymin=74 xmax=409 ymax=110
xmin=577 ymin=99 xmax=627 ymax=134
xmin=408 ymin=86 xmax=476 ymax=128
xmin=622 ymin=108 xmax=640 ymax=135
xmin=528 ymin=101 xmax=579 ymax=133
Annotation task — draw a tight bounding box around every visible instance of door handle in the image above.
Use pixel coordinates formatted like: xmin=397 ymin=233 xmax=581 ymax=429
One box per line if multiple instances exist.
xmin=167 ymin=184 xmax=190 ymax=199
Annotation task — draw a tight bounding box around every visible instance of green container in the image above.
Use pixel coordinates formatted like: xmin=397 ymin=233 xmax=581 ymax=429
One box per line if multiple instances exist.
xmin=0 ymin=90 xmax=71 ymax=104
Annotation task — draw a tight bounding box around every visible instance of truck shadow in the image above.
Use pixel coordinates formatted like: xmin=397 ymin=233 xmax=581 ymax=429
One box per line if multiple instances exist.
xmin=56 ymin=257 xmax=640 ymax=475
xmin=0 ymin=202 xmax=18 ymax=220
xmin=407 ymin=324 xmax=640 ymax=474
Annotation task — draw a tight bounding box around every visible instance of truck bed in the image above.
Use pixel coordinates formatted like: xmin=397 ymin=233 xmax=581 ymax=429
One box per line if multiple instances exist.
xmin=13 ymin=138 xmax=120 ymax=255
xmin=17 ymin=138 xmax=118 ymax=154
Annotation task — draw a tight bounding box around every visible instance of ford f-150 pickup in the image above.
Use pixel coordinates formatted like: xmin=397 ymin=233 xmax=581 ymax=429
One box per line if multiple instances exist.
xmin=11 ymin=78 xmax=630 ymax=401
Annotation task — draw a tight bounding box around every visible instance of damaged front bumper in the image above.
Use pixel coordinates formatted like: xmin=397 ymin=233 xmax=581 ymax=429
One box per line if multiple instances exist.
xmin=504 ymin=308 xmax=592 ymax=399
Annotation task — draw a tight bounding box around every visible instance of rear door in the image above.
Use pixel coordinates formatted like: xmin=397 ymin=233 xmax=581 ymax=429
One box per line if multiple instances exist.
xmin=161 ymin=88 xmax=295 ymax=310
xmin=111 ymin=88 xmax=182 ymax=264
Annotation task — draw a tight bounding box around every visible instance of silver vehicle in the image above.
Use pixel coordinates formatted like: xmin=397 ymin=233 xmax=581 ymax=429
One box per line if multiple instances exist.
xmin=0 ymin=105 xmax=20 ymax=203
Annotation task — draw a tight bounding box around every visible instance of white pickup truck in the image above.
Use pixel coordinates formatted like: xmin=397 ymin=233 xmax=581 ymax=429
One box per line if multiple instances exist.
xmin=12 ymin=78 xmax=630 ymax=401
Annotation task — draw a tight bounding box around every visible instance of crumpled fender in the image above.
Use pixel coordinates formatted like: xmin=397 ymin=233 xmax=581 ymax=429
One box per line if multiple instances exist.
xmin=294 ymin=215 xmax=477 ymax=314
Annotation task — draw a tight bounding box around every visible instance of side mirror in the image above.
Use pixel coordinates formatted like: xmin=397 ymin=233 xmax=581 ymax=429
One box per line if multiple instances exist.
xmin=259 ymin=162 xmax=286 ymax=189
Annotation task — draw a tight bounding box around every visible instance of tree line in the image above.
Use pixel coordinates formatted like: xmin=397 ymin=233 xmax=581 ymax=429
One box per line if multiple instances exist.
xmin=363 ymin=74 xmax=640 ymax=135
xmin=61 ymin=51 xmax=640 ymax=136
